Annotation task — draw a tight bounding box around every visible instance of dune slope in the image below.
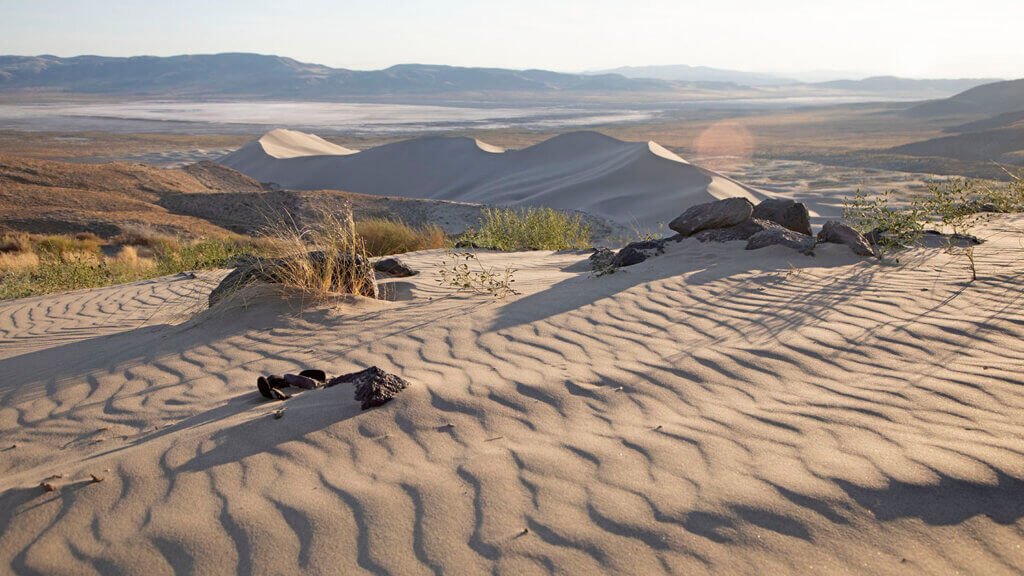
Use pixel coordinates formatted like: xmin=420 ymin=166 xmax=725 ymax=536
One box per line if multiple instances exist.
xmin=219 ymin=130 xmax=760 ymax=228
xmin=1 ymin=218 xmax=1023 ymax=575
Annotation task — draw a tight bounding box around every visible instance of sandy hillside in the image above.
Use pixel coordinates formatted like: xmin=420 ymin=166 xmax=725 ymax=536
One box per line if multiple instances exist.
xmin=219 ymin=130 xmax=761 ymax=229
xmin=1 ymin=217 xmax=1023 ymax=575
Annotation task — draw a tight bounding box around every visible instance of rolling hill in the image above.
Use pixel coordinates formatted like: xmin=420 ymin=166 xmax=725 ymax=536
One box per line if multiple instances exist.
xmin=906 ymin=78 xmax=1024 ymax=117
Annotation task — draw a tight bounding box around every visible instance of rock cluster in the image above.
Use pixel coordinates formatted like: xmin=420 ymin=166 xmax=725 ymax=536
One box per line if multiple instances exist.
xmin=592 ymin=197 xmax=875 ymax=273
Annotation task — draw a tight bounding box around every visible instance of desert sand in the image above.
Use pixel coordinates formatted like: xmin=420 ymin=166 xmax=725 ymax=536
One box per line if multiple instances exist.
xmin=220 ymin=130 xmax=760 ymax=229
xmin=1 ymin=213 xmax=1023 ymax=575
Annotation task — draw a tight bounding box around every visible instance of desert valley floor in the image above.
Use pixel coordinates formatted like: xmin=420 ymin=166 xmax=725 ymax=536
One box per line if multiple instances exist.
xmin=1 ymin=215 xmax=1022 ymax=575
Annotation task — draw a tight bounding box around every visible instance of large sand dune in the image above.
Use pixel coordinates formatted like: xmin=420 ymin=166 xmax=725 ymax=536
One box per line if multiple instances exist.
xmin=2 ymin=216 xmax=1023 ymax=574
xmin=220 ymin=130 xmax=760 ymax=228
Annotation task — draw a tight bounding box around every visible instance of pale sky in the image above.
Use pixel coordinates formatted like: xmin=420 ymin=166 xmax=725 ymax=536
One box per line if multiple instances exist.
xmin=1 ymin=0 xmax=1021 ymax=80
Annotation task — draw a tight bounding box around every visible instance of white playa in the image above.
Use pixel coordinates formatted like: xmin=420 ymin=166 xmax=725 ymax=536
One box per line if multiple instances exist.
xmin=220 ymin=130 xmax=761 ymax=228
xmin=2 ymin=216 xmax=1023 ymax=575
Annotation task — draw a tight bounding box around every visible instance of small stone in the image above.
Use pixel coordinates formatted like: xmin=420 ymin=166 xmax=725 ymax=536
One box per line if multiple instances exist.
xmin=374 ymin=257 xmax=418 ymax=277
xmin=41 ymin=482 xmax=56 ymax=492
xmin=90 ymin=474 xmax=104 ymax=483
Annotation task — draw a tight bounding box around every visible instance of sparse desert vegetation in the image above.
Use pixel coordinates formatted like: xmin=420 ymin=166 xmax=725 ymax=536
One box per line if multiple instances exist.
xmin=458 ymin=206 xmax=592 ymax=251
xmin=841 ymin=177 xmax=1024 ymax=278
xmin=0 ymin=212 xmax=463 ymax=300
xmin=0 ymin=230 xmax=272 ymax=299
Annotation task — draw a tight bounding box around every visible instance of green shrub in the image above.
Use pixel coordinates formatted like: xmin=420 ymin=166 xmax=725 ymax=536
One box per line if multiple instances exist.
xmin=984 ymin=178 xmax=1024 ymax=213
xmin=918 ymin=179 xmax=988 ymax=236
xmin=460 ymin=206 xmax=592 ymax=251
xmin=842 ymin=189 xmax=924 ymax=260
xmin=0 ymin=258 xmax=150 ymax=300
xmin=153 ymin=236 xmax=267 ymax=276
xmin=436 ymin=250 xmax=517 ymax=298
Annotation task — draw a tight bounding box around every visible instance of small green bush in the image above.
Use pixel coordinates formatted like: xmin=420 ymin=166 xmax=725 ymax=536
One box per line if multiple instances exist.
xmin=984 ymin=178 xmax=1024 ymax=213
xmin=918 ymin=179 xmax=988 ymax=236
xmin=842 ymin=189 xmax=924 ymax=260
xmin=460 ymin=206 xmax=592 ymax=251
xmin=436 ymin=250 xmax=517 ymax=298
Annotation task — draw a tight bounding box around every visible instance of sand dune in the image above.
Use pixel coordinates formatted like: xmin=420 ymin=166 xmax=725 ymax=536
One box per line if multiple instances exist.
xmin=252 ymin=128 xmax=359 ymax=159
xmin=220 ymin=131 xmax=760 ymax=228
xmin=2 ymin=215 xmax=1023 ymax=574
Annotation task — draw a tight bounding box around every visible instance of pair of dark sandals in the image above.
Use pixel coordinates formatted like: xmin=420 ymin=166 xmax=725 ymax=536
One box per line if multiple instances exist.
xmin=257 ymin=369 xmax=327 ymax=400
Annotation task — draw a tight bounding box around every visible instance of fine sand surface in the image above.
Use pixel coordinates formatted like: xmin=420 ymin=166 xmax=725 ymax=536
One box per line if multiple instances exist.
xmin=2 ymin=217 xmax=1024 ymax=575
xmin=220 ymin=130 xmax=760 ymax=229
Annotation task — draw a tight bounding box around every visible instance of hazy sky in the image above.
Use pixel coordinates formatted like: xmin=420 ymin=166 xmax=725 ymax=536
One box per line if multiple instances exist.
xmin=1 ymin=0 xmax=1021 ymax=80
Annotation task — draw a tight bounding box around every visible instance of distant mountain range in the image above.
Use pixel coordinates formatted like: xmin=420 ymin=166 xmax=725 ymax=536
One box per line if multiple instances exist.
xmin=587 ymin=67 xmax=997 ymax=94
xmin=811 ymin=76 xmax=1000 ymax=95
xmin=0 ymin=53 xmax=1006 ymax=100
xmin=584 ymin=64 xmax=793 ymax=86
xmin=0 ymin=53 xmax=677 ymax=97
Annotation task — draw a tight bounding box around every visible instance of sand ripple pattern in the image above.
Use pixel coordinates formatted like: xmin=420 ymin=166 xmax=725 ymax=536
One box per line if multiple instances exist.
xmin=1 ymin=220 xmax=1023 ymax=575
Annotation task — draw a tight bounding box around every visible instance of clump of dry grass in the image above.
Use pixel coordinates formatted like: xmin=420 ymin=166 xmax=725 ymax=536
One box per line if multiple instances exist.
xmin=0 ymin=251 xmax=40 ymax=272
xmin=260 ymin=207 xmax=377 ymax=300
xmin=111 ymin=223 xmax=179 ymax=251
xmin=356 ymin=218 xmax=446 ymax=256
xmin=0 ymin=231 xmax=276 ymax=300
xmin=35 ymin=234 xmax=103 ymax=260
xmin=107 ymin=245 xmax=155 ymax=271
xmin=0 ymin=232 xmax=32 ymax=253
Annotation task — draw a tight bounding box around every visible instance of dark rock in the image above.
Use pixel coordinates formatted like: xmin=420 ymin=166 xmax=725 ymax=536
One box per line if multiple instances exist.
xmin=816 ymin=221 xmax=874 ymax=256
xmin=589 ymin=247 xmax=616 ymax=271
xmin=745 ymin=222 xmax=815 ymax=254
xmin=669 ymin=197 xmax=754 ymax=236
xmin=326 ymin=366 xmax=410 ymax=410
xmin=374 ymin=256 xmax=418 ymax=277
xmin=752 ymin=198 xmax=812 ymax=236
xmin=208 ymin=251 xmax=378 ymax=307
xmin=695 ymin=219 xmax=768 ymax=242
xmin=612 ymin=238 xmax=668 ymax=267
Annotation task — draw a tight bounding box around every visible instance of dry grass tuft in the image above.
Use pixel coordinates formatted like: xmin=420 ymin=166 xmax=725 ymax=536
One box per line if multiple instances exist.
xmin=355 ymin=218 xmax=446 ymax=256
xmin=0 ymin=251 xmax=40 ymax=272
xmin=107 ymin=245 xmax=155 ymax=271
xmin=0 ymin=232 xmax=33 ymax=253
xmin=261 ymin=207 xmax=377 ymax=300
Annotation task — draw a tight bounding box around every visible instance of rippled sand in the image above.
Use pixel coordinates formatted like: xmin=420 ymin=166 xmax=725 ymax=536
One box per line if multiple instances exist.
xmin=1 ymin=218 xmax=1023 ymax=575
